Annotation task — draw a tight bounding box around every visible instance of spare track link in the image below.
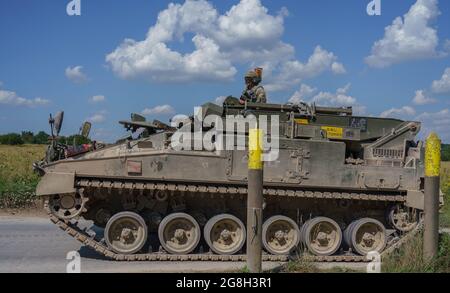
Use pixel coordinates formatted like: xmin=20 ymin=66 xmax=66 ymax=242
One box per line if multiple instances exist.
xmin=45 ymin=179 xmax=411 ymax=263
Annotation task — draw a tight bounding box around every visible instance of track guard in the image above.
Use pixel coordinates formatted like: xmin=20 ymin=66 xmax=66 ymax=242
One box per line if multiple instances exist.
xmin=36 ymin=172 xmax=76 ymax=196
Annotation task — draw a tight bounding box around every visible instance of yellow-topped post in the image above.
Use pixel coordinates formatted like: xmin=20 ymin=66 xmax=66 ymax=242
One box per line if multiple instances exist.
xmin=424 ymin=132 xmax=441 ymax=262
xmin=425 ymin=133 xmax=441 ymax=177
xmin=247 ymin=128 xmax=264 ymax=273
xmin=248 ymin=129 xmax=264 ymax=170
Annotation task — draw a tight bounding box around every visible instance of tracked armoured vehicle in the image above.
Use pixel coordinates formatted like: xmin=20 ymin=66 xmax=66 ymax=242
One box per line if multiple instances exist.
xmin=34 ymin=97 xmax=427 ymax=262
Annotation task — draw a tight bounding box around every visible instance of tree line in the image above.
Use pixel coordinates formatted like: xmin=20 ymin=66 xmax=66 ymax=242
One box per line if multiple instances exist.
xmin=442 ymin=144 xmax=450 ymax=161
xmin=0 ymin=131 xmax=91 ymax=145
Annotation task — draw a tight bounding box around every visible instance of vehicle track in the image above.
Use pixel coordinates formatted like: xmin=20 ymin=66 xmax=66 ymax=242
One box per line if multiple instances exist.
xmin=44 ymin=178 xmax=417 ymax=263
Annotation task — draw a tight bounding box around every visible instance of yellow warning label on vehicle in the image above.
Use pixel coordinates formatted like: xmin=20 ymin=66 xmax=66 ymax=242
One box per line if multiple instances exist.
xmin=321 ymin=126 xmax=343 ymax=139
xmin=295 ymin=119 xmax=309 ymax=125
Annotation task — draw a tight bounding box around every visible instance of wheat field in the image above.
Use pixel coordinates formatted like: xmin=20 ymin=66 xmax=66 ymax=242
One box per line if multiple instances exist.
xmin=0 ymin=145 xmax=46 ymax=207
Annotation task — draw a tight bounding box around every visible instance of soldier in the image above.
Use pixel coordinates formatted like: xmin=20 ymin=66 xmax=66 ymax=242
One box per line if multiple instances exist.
xmin=240 ymin=69 xmax=267 ymax=104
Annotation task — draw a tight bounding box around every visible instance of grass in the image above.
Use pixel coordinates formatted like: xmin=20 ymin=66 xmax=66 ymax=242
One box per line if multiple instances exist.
xmin=279 ymin=254 xmax=361 ymax=273
xmin=238 ymin=266 xmax=250 ymax=273
xmin=440 ymin=162 xmax=450 ymax=228
xmin=282 ymin=256 xmax=321 ymax=273
xmin=0 ymin=144 xmax=46 ymax=208
xmin=382 ymin=232 xmax=450 ymax=273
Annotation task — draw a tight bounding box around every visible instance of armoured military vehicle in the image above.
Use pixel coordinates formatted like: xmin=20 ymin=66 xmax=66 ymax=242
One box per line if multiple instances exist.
xmin=34 ymin=97 xmax=426 ymax=262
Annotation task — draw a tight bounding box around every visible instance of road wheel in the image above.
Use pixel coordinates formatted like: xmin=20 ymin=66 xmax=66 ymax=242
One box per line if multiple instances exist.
xmin=204 ymin=214 xmax=246 ymax=255
xmin=300 ymin=217 xmax=342 ymax=256
xmin=344 ymin=218 xmax=386 ymax=256
xmin=104 ymin=211 xmax=148 ymax=254
xmin=158 ymin=213 xmax=201 ymax=254
xmin=262 ymin=215 xmax=300 ymax=255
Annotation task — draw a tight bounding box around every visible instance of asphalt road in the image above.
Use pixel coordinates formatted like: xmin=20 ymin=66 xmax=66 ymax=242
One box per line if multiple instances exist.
xmin=0 ymin=215 xmax=285 ymax=273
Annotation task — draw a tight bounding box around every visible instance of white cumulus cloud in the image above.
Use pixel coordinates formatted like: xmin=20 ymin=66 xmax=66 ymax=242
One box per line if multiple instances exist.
xmin=416 ymin=109 xmax=450 ymax=142
xmin=90 ymin=95 xmax=106 ymax=103
xmin=106 ymin=0 xmax=238 ymax=82
xmin=311 ymin=84 xmax=356 ymax=107
xmin=289 ymin=83 xmax=366 ymax=115
xmin=431 ymin=67 xmax=450 ymax=93
xmin=412 ymin=90 xmax=436 ymax=105
xmin=445 ymin=39 xmax=450 ymax=50
xmin=65 ymin=66 xmax=88 ymax=83
xmin=288 ymin=84 xmax=317 ymax=104
xmin=266 ymin=46 xmax=346 ymax=92
xmin=380 ymin=106 xmax=416 ymax=118
xmin=86 ymin=112 xmax=106 ymax=123
xmin=106 ymin=0 xmax=345 ymax=89
xmin=331 ymin=62 xmax=347 ymax=74
xmin=0 ymin=86 xmax=50 ymax=107
xmin=142 ymin=104 xmax=176 ymax=116
xmin=365 ymin=0 xmax=442 ymax=68
xmin=107 ymin=34 xmax=236 ymax=82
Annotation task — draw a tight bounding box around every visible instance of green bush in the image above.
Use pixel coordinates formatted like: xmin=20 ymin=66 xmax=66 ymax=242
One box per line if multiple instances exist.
xmin=442 ymin=144 xmax=450 ymax=162
xmin=0 ymin=131 xmax=50 ymax=145
xmin=33 ymin=132 xmax=93 ymax=145
xmin=0 ymin=177 xmax=39 ymax=208
xmin=32 ymin=131 xmax=50 ymax=144
xmin=21 ymin=131 xmax=34 ymax=144
xmin=0 ymin=133 xmax=24 ymax=145
xmin=0 ymin=131 xmax=92 ymax=146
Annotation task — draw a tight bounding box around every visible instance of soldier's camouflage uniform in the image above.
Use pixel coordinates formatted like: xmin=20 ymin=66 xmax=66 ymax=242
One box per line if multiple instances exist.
xmin=242 ymin=85 xmax=267 ymax=103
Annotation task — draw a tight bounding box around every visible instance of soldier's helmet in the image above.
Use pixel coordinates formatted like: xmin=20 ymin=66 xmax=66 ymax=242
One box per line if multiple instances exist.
xmin=245 ymin=70 xmax=261 ymax=85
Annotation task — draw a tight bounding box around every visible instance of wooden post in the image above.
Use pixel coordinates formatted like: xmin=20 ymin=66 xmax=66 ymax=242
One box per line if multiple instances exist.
xmin=423 ymin=132 xmax=441 ymax=262
xmin=247 ymin=128 xmax=264 ymax=273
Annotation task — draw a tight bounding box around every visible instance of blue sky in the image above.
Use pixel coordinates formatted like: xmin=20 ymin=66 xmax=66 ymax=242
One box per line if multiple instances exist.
xmin=0 ymin=0 xmax=449 ymax=142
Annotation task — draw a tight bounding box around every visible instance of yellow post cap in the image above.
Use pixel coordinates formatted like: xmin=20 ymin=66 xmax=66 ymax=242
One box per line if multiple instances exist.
xmin=425 ymin=132 xmax=441 ymax=177
xmin=248 ymin=129 xmax=264 ymax=170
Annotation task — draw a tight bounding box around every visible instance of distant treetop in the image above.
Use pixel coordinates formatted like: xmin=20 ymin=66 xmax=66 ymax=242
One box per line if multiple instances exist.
xmin=0 ymin=131 xmax=91 ymax=146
